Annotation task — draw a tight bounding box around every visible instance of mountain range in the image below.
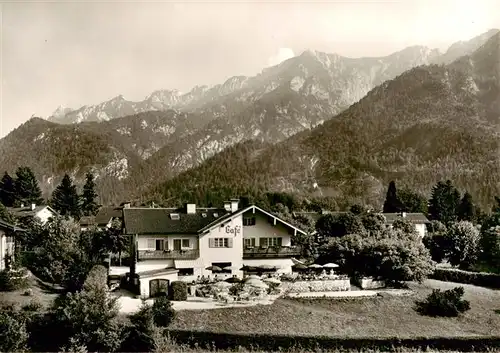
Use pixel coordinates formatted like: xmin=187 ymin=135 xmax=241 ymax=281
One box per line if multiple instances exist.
xmin=1 ymin=29 xmax=499 ymax=208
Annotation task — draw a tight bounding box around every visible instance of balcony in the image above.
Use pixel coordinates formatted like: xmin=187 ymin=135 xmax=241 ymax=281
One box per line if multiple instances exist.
xmin=243 ymin=246 xmax=302 ymax=259
xmin=138 ymin=249 xmax=200 ymax=260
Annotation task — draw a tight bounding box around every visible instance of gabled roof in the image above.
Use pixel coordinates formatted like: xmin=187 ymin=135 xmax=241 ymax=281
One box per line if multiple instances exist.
xmin=0 ymin=218 xmax=25 ymax=232
xmin=8 ymin=205 xmax=57 ymax=218
xmin=95 ymin=206 xmax=123 ymax=226
xmin=199 ymin=205 xmax=308 ymax=236
xmin=123 ymin=207 xmax=229 ymax=235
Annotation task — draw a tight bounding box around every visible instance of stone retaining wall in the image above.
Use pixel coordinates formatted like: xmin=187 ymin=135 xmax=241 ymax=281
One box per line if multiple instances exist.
xmin=287 ymin=279 xmax=351 ymax=292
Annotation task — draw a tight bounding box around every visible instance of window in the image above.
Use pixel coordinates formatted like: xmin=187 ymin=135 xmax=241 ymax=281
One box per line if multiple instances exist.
xmin=244 ymin=238 xmax=256 ymax=247
xmin=5 ymin=236 xmax=14 ymax=243
xmin=209 ymin=237 xmax=233 ymax=248
xmin=155 ymin=239 xmax=165 ymax=251
xmin=243 ymin=217 xmax=256 ymax=226
xmin=178 ymin=268 xmax=194 ymax=276
xmin=182 ymin=239 xmax=190 ymax=248
xmin=260 ymin=237 xmax=282 ymax=247
xmin=170 ymin=213 xmax=180 ymax=220
xmin=147 ymin=239 xmax=155 ymax=249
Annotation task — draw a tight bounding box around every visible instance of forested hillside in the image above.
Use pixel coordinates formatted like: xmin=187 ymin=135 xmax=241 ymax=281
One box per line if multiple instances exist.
xmin=146 ymin=34 xmax=500 ymax=210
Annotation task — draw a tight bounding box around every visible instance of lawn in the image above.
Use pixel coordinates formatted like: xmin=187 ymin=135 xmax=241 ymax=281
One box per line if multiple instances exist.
xmin=171 ymin=279 xmax=500 ymax=338
xmin=0 ymin=272 xmax=59 ymax=309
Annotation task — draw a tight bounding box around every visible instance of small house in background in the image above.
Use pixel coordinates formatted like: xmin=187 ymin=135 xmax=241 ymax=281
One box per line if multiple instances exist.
xmin=293 ymin=210 xmax=430 ymax=238
xmin=381 ymin=212 xmax=430 ymax=238
xmin=79 ymin=205 xmax=124 ymax=231
xmin=0 ymin=218 xmax=25 ymax=271
xmin=8 ymin=203 xmax=58 ymax=225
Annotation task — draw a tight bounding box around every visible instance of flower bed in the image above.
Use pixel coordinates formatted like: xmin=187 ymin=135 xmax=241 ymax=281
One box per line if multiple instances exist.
xmin=287 ymin=279 xmax=350 ymax=292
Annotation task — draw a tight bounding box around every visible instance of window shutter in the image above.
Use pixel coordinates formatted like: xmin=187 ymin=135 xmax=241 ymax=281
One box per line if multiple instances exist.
xmin=277 ymin=237 xmax=283 ymax=246
xmin=164 ymin=239 xmax=169 ymax=250
xmin=251 ymin=238 xmax=256 ymax=246
xmin=209 ymin=238 xmax=215 ymax=248
xmin=227 ymin=238 xmax=233 ymax=248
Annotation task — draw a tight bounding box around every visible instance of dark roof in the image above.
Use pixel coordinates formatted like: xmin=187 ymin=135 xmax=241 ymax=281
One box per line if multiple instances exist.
xmin=135 ymin=267 xmax=178 ymax=278
xmin=0 ymin=218 xmax=25 ymax=232
xmin=382 ymin=213 xmax=430 ymax=224
xmin=95 ymin=207 xmax=123 ymax=226
xmin=8 ymin=205 xmax=55 ymax=218
xmin=79 ymin=216 xmax=96 ymax=226
xmin=123 ymin=207 xmax=229 ymax=235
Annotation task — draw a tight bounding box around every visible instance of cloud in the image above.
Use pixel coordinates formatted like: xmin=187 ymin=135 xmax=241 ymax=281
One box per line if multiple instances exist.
xmin=267 ymin=48 xmax=295 ymax=67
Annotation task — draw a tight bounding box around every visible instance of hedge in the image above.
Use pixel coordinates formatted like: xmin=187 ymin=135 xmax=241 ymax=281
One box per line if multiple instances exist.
xmin=166 ymin=330 xmax=500 ymax=352
xmin=169 ymin=281 xmax=188 ymax=301
xmin=430 ymin=268 xmax=500 ymax=289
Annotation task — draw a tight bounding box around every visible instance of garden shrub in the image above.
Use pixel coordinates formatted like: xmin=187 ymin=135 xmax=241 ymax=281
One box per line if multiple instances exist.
xmin=0 ymin=269 xmax=28 ymax=292
xmin=0 ymin=309 xmax=29 ymax=352
xmin=169 ymin=281 xmax=188 ymax=301
xmin=82 ymin=265 xmax=108 ymax=291
xmin=415 ymin=286 xmax=470 ymax=317
xmin=152 ymin=296 xmax=176 ymax=327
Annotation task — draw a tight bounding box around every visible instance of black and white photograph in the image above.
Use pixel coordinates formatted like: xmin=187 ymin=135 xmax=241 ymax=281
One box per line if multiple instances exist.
xmin=0 ymin=0 xmax=499 ymax=352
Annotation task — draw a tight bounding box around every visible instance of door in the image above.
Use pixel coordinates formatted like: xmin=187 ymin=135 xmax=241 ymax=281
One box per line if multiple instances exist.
xmin=173 ymin=239 xmax=182 ymax=251
xmin=149 ymin=279 xmax=170 ymax=298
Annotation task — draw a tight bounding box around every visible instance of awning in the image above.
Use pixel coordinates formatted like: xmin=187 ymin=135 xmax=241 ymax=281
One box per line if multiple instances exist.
xmin=174 ymin=258 xmax=206 ymax=269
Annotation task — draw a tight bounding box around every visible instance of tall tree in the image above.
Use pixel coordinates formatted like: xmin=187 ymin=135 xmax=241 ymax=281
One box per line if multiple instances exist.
xmin=383 ymin=181 xmax=402 ymax=213
xmin=457 ymin=192 xmax=476 ymax=223
xmin=50 ymin=174 xmax=81 ymax=219
xmin=14 ymin=167 xmax=43 ymax=206
xmin=0 ymin=172 xmax=16 ymax=207
xmin=398 ymin=188 xmax=428 ymax=214
xmin=428 ymin=180 xmax=461 ymax=225
xmin=81 ymin=172 xmax=100 ymax=216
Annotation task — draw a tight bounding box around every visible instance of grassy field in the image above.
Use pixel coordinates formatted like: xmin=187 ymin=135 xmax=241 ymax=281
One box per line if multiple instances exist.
xmin=171 ymin=279 xmax=500 ymax=338
xmin=0 ymin=273 xmax=59 ymax=309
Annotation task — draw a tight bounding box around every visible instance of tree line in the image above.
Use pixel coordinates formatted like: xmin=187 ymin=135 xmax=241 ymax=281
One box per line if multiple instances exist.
xmin=0 ymin=166 xmax=100 ymax=220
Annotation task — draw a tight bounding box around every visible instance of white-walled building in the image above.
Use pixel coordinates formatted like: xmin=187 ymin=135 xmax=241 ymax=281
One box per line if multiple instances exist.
xmin=123 ymin=199 xmax=307 ymax=297
xmin=293 ymin=211 xmax=430 ymax=238
xmin=382 ymin=212 xmax=430 ymax=238
xmin=8 ymin=204 xmax=57 ymax=225
xmin=0 ymin=218 xmax=25 ymax=271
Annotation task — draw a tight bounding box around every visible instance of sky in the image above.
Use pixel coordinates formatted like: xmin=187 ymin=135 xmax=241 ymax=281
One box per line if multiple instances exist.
xmin=1 ymin=0 xmax=499 ymax=137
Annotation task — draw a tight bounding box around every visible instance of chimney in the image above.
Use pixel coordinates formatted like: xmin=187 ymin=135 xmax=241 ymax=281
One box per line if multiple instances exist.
xmin=31 ymin=203 xmax=36 ymax=211
xmin=186 ymin=203 xmax=196 ymax=214
xmin=123 ymin=203 xmax=131 ymax=209
xmin=401 ymin=212 xmax=407 ymax=218
xmin=230 ymin=199 xmax=239 ymax=213
xmin=20 ymin=203 xmax=24 ymax=208
xmin=223 ymin=201 xmax=232 ymax=212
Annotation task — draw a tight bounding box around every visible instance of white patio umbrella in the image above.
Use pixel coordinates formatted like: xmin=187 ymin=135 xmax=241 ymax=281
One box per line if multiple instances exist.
xmin=322 ymin=263 xmax=339 ymax=269
xmin=250 ymin=281 xmax=269 ymax=289
xmin=223 ymin=266 xmax=240 ymax=271
xmin=245 ymin=278 xmax=264 ymax=286
xmin=214 ymin=281 xmax=232 ymax=288
xmin=308 ymin=264 xmax=323 ymax=269
xmin=263 ymin=277 xmax=281 ymax=285
xmin=245 ymin=275 xmax=261 ymax=280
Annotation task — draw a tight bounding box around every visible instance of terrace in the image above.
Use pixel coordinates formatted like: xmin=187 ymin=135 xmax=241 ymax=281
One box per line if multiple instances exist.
xmin=243 ymin=246 xmax=301 ymax=259
xmin=137 ymin=249 xmax=200 ymax=260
